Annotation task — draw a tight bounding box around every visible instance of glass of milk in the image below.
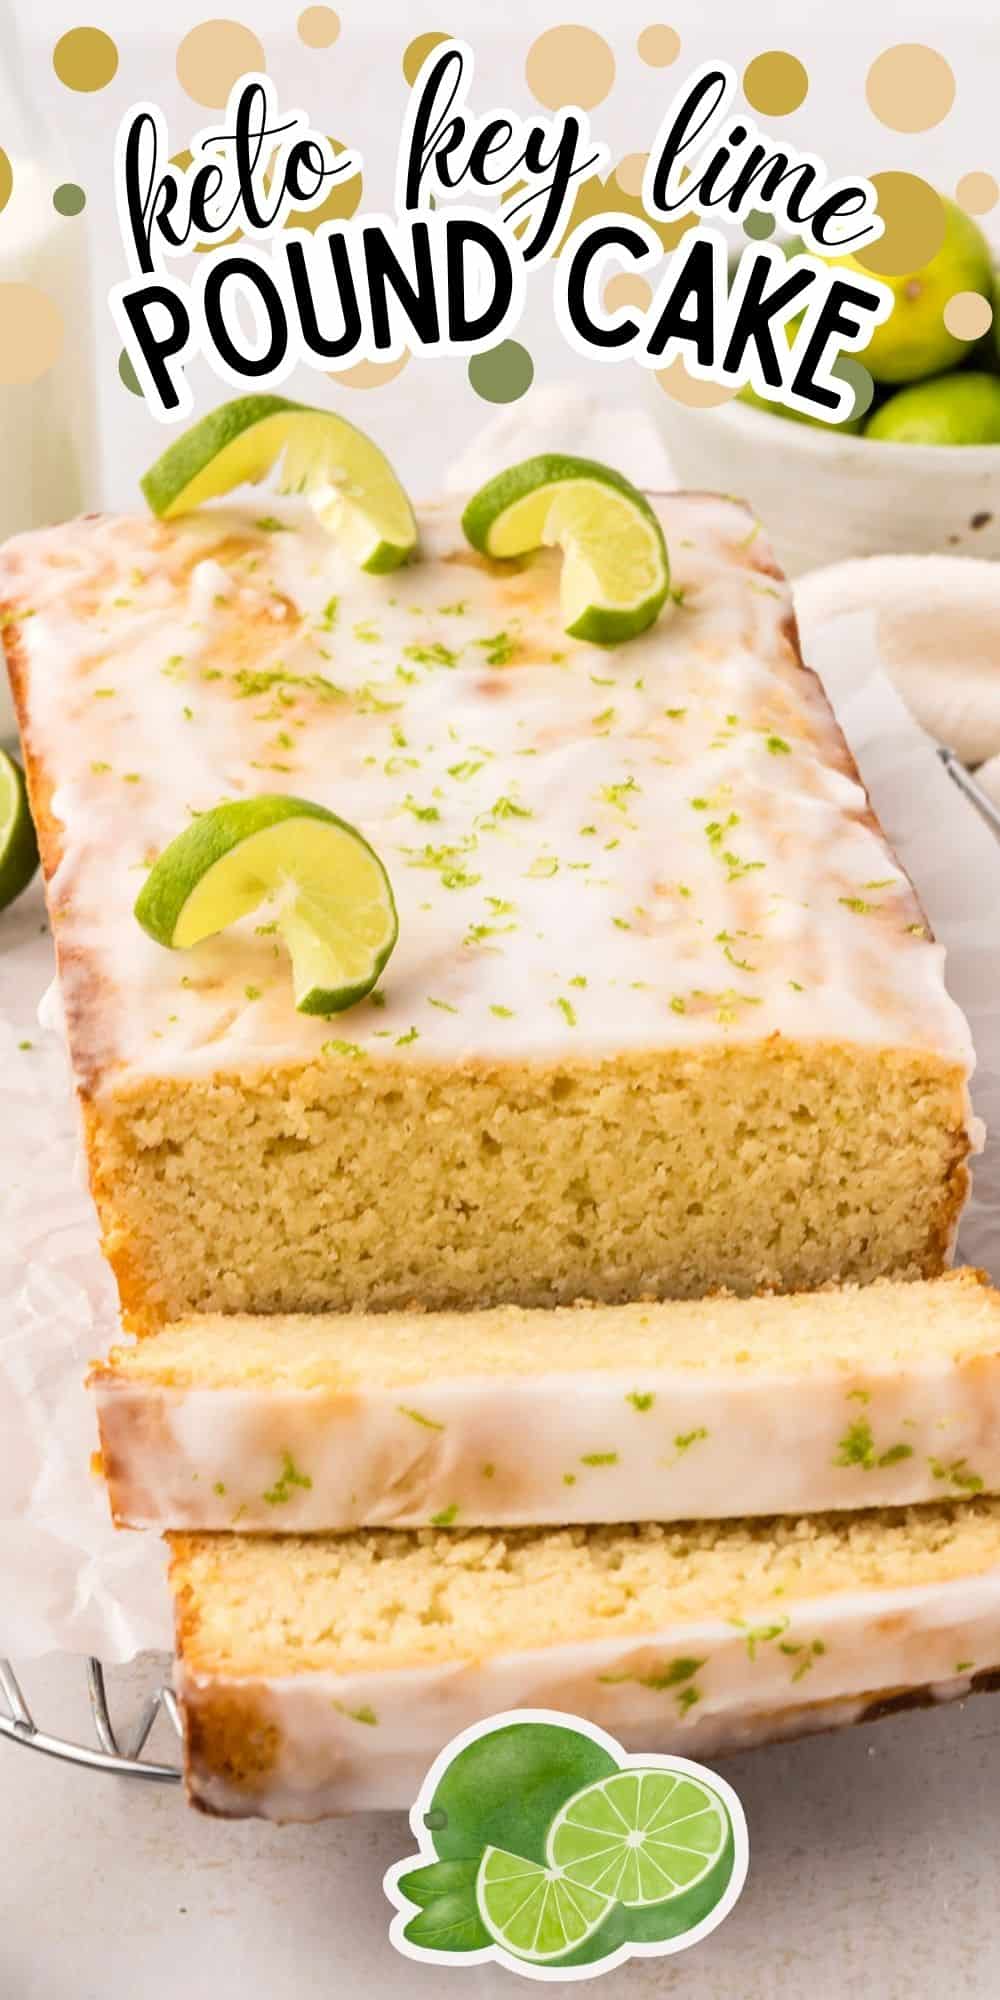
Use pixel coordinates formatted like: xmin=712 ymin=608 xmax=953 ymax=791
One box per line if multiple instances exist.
xmin=0 ymin=4 xmax=97 ymax=738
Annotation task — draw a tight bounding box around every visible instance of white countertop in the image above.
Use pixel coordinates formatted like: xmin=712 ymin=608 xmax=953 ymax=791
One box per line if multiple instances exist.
xmin=4 ymin=1652 xmax=1000 ymax=1998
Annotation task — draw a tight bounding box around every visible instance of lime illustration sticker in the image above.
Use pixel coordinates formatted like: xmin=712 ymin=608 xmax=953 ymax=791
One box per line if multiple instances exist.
xmin=384 ymin=1709 xmax=748 ymax=1980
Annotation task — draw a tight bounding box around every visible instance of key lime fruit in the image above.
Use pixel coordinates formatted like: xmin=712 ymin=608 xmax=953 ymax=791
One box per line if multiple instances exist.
xmin=825 ymin=197 xmax=993 ymax=384
xmin=462 ymin=454 xmax=671 ymax=645
xmin=134 ymin=793 xmax=398 ymax=1014
xmin=0 ymin=747 xmax=40 ymax=911
xmin=141 ymin=396 xmax=417 ymax=573
xmin=865 ymin=371 xmax=1000 ymax=445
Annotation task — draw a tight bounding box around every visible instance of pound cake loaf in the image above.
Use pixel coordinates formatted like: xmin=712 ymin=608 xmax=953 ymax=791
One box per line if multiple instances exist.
xmin=1 ymin=492 xmax=975 ymax=1325
xmin=94 ymin=1271 xmax=1000 ymax=1530
xmin=170 ymin=1500 xmax=1000 ymax=1817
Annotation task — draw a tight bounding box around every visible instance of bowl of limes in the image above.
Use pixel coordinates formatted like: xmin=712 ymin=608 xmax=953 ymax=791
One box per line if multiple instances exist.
xmin=648 ymin=197 xmax=1000 ymax=576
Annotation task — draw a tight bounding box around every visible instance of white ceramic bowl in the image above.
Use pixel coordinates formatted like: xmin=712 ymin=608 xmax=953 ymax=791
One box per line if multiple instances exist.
xmin=645 ymin=384 xmax=1000 ymax=577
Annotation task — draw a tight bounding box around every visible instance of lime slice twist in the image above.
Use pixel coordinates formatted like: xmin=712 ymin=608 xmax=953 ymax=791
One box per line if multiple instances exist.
xmin=461 ymin=453 xmax=670 ymax=646
xmin=476 ymin=1847 xmax=613 ymax=1963
xmin=547 ymin=1767 xmax=729 ymax=1908
xmin=0 ymin=748 xmax=40 ymax=913
xmin=134 ymin=793 xmax=398 ymax=1015
xmin=141 ymin=395 xmax=417 ymax=574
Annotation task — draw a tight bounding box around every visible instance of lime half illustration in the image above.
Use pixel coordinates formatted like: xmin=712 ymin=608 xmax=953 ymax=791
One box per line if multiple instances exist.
xmin=476 ymin=1847 xmax=614 ymax=1963
xmin=462 ymin=454 xmax=670 ymax=645
xmin=134 ymin=793 xmax=398 ymax=1014
xmin=547 ymin=1767 xmax=730 ymax=1908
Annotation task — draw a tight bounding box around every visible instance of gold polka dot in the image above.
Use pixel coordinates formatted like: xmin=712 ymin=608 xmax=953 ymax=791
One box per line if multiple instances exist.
xmin=857 ymin=171 xmax=945 ymax=276
xmin=297 ymin=6 xmax=340 ymax=47
xmin=402 ymin=32 xmax=451 ymax=86
xmin=332 ymin=353 xmax=410 ymax=389
xmin=603 ymin=273 xmax=652 ymax=314
xmin=655 ymin=359 xmax=739 ymax=409
xmin=286 ymin=138 xmax=362 ymax=229
xmin=866 ymin=44 xmax=954 ymax=133
xmin=176 ymin=21 xmax=266 ymax=108
xmin=0 ymin=284 xmax=64 ymax=385
xmin=956 ymin=171 xmax=999 ymax=217
xmin=614 ymin=154 xmax=648 ymax=199
xmin=943 ymin=291 xmax=994 ymax=342
xmin=526 ymin=27 xmax=615 ymax=111
xmin=0 ymin=151 xmax=12 ymax=217
xmin=52 ymin=26 xmax=119 ymax=92
xmin=742 ymin=51 xmax=808 ymax=117
xmin=637 ymin=24 xmax=680 ymax=67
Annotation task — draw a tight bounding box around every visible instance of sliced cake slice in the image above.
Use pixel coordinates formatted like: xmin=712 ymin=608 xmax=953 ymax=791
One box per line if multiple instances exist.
xmin=170 ymin=1499 xmax=1000 ymax=1818
xmin=1 ymin=491 xmax=975 ymax=1328
xmin=93 ymin=1271 xmax=1000 ymax=1531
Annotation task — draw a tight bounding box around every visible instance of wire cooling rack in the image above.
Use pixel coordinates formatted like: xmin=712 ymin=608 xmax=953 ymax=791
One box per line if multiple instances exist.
xmin=0 ymin=1657 xmax=182 ymax=1782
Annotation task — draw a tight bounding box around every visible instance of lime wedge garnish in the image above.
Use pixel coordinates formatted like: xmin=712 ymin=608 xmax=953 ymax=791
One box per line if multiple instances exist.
xmin=134 ymin=794 xmax=398 ymax=1015
xmin=0 ymin=748 xmax=40 ymax=912
xmin=140 ymin=395 xmax=417 ymax=573
xmin=461 ymin=453 xmax=670 ymax=645
xmin=476 ymin=1847 xmax=613 ymax=1963
xmin=547 ymin=1768 xmax=729 ymax=1909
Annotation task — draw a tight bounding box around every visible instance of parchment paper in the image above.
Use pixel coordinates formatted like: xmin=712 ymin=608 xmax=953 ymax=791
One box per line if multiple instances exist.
xmin=1 ymin=397 xmax=998 ymax=1661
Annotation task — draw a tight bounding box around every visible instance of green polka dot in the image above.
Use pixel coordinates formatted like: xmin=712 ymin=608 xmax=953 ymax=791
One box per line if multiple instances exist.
xmin=468 ymin=340 xmax=534 ymax=404
xmin=833 ymin=355 xmax=875 ymax=422
xmin=53 ymin=183 xmax=86 ymax=217
xmin=744 ymin=209 xmax=776 ymax=240
xmin=118 ymin=348 xmax=142 ymax=396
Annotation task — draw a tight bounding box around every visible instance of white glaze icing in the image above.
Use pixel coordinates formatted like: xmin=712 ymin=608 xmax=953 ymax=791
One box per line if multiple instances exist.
xmin=0 ymin=494 xmax=973 ymax=1093
xmin=97 ymin=1350 xmax=1000 ymax=1531
xmin=176 ymin=1570 xmax=1000 ymax=1816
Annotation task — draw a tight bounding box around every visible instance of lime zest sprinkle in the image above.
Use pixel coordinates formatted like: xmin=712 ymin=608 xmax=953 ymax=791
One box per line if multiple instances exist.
xmin=477 ymin=630 xmax=516 ymax=665
xmin=485 ymin=794 xmax=532 ymax=821
xmin=600 ymin=777 xmax=640 ymax=815
xmin=833 ymin=1419 xmax=913 ymax=1472
xmin=333 ymin=1701 xmax=378 ymax=1726
xmin=321 ymin=1039 xmax=366 ymax=1059
xmin=398 ymin=1405 xmax=444 ymax=1431
xmin=263 ymin=1451 xmax=313 ymax=1506
xmin=555 ymin=997 xmax=577 ymax=1027
xmin=404 ymin=641 xmax=459 ymax=669
xmin=427 ymin=997 xmax=458 ymax=1013
xmin=490 ymin=1004 xmax=514 ymax=1018
xmin=626 ymin=1391 xmax=655 ymax=1412
xmin=396 ymin=1026 xmax=420 ymax=1045
xmin=732 ymin=1616 xmax=790 ymax=1661
xmin=929 ymin=1456 xmax=984 ymax=1493
xmin=766 ymin=733 xmax=791 ymax=754
xmin=839 ymin=896 xmax=873 ymax=915
xmin=430 ymin=1503 xmax=460 ymax=1527
xmin=580 ymin=1451 xmax=618 ymax=1467
xmin=672 ymin=1427 xmax=708 ymax=1455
